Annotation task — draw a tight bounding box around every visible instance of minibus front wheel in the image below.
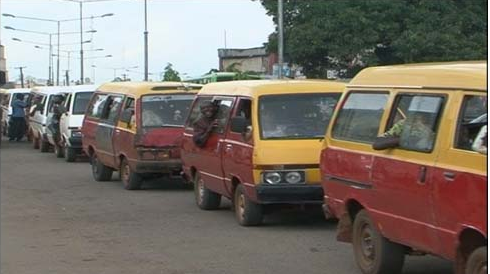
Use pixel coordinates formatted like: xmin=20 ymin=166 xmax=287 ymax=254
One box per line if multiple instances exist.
xmin=120 ymin=158 xmax=142 ymax=190
xmin=466 ymin=246 xmax=487 ymax=274
xmin=352 ymin=209 xmax=405 ymax=274
xmin=234 ymin=184 xmax=263 ymax=226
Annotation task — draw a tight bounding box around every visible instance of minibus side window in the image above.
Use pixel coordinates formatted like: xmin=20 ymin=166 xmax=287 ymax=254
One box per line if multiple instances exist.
xmin=185 ymin=96 xmax=213 ymax=129
xmin=87 ymin=94 xmax=109 ymax=119
xmin=230 ymin=98 xmax=252 ymax=133
xmin=120 ymin=97 xmax=135 ymax=129
xmin=387 ymin=94 xmax=445 ymax=152
xmin=64 ymin=94 xmax=72 ymax=113
xmin=213 ymin=98 xmax=234 ymax=134
xmin=101 ymin=95 xmax=123 ymax=124
xmin=332 ymin=92 xmax=388 ymax=143
xmin=455 ymin=95 xmax=487 ymax=152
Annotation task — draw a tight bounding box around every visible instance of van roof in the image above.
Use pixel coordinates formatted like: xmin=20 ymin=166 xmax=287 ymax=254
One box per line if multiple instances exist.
xmin=197 ymin=80 xmax=346 ymax=97
xmin=70 ymin=84 xmax=97 ymax=92
xmin=348 ymin=61 xmax=486 ymax=92
xmin=97 ymin=81 xmax=202 ymax=97
xmin=31 ymin=86 xmax=72 ymax=95
xmin=3 ymin=88 xmax=31 ymax=94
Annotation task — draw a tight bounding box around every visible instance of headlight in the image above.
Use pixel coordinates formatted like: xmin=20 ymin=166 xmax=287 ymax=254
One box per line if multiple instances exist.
xmin=263 ymin=172 xmax=282 ymax=184
xmin=285 ymin=171 xmax=302 ymax=184
xmin=71 ymin=131 xmax=82 ymax=137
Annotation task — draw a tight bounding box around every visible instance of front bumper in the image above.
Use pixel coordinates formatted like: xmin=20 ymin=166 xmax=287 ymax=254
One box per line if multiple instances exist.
xmin=134 ymin=159 xmax=182 ymax=174
xmin=255 ymin=184 xmax=323 ymax=204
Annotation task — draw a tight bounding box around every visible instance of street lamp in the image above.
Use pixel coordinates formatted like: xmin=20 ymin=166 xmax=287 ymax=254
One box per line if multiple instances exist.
xmin=3 ymin=12 xmax=113 ymax=85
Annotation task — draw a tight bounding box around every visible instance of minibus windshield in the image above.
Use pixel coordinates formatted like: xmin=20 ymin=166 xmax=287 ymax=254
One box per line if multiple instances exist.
xmin=141 ymin=94 xmax=194 ymax=127
xmin=259 ymin=93 xmax=341 ymax=139
xmin=73 ymin=92 xmax=94 ymax=114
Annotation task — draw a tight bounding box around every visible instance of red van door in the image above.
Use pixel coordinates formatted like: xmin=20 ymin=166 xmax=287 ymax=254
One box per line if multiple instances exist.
xmin=95 ymin=95 xmax=124 ymax=168
xmin=370 ymin=94 xmax=445 ymax=253
xmin=82 ymin=93 xmax=109 ymax=155
xmin=222 ymin=98 xmax=254 ymax=196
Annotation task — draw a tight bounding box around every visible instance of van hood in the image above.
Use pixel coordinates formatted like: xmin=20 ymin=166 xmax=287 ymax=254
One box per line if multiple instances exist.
xmin=254 ymin=139 xmax=323 ymax=166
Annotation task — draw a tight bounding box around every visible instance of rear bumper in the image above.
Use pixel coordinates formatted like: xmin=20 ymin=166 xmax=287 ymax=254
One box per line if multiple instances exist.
xmin=134 ymin=159 xmax=182 ymax=174
xmin=255 ymin=184 xmax=323 ymax=204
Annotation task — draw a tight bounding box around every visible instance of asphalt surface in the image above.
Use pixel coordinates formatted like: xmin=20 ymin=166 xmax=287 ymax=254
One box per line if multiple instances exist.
xmin=0 ymin=139 xmax=453 ymax=274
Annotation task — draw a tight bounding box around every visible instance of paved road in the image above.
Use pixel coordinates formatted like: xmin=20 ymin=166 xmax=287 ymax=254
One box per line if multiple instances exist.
xmin=0 ymin=140 xmax=453 ymax=274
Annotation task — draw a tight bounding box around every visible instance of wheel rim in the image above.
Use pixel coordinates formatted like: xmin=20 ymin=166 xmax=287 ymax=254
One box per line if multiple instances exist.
xmin=122 ymin=162 xmax=130 ymax=186
xmin=92 ymin=156 xmax=99 ymax=175
xmin=475 ymin=260 xmax=487 ymax=274
xmin=357 ymin=221 xmax=376 ymax=268
xmin=197 ymin=178 xmax=205 ymax=204
xmin=237 ymin=192 xmax=245 ymax=221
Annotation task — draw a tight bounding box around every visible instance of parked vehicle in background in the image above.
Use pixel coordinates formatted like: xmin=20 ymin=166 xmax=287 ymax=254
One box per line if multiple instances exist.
xmin=29 ymin=86 xmax=68 ymax=152
xmin=82 ymin=82 xmax=201 ymax=190
xmin=181 ymin=80 xmax=344 ymax=226
xmin=45 ymin=85 xmax=95 ymax=161
xmin=183 ymin=72 xmax=262 ymax=85
xmin=320 ymin=61 xmax=487 ymax=274
xmin=1 ymin=88 xmax=31 ymax=138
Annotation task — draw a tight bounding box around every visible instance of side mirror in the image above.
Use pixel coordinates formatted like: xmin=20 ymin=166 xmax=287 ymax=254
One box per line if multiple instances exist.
xmin=120 ymin=108 xmax=134 ymax=124
xmin=230 ymin=116 xmax=248 ymax=133
xmin=372 ymin=136 xmax=400 ymax=150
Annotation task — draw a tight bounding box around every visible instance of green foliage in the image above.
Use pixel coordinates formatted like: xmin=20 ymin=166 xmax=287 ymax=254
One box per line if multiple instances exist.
xmin=255 ymin=0 xmax=487 ymax=78
xmin=162 ymin=63 xmax=181 ymax=81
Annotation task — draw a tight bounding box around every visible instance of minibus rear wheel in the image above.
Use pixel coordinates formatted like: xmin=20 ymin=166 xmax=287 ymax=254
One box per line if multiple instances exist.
xmin=91 ymin=153 xmax=113 ymax=181
xmin=194 ymin=172 xmax=221 ymax=210
xmin=466 ymin=246 xmax=487 ymax=274
xmin=352 ymin=209 xmax=405 ymax=274
xmin=234 ymin=184 xmax=263 ymax=226
xmin=120 ymin=158 xmax=142 ymax=190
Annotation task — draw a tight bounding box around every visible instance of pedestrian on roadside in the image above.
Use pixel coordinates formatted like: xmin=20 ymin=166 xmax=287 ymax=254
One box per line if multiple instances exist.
xmin=8 ymin=93 xmax=29 ymax=141
xmin=192 ymin=101 xmax=218 ymax=147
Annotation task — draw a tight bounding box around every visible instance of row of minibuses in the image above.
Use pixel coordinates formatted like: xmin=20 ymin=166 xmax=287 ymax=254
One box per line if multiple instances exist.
xmin=16 ymin=61 xmax=484 ymax=274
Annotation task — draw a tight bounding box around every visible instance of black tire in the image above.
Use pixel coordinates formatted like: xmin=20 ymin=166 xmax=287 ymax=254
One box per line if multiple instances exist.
xmin=54 ymin=144 xmax=64 ymax=158
xmin=32 ymin=135 xmax=40 ymax=149
xmin=40 ymin=137 xmax=50 ymax=153
xmin=65 ymin=146 xmax=77 ymax=162
xmin=234 ymin=184 xmax=263 ymax=226
xmin=352 ymin=209 xmax=405 ymax=274
xmin=466 ymin=246 xmax=487 ymax=274
xmin=120 ymin=158 xmax=142 ymax=190
xmin=194 ymin=172 xmax=221 ymax=210
xmin=91 ymin=153 xmax=113 ymax=181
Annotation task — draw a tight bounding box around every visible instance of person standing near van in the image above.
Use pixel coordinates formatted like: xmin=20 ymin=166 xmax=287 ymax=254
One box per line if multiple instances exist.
xmin=9 ymin=93 xmax=28 ymax=141
xmin=192 ymin=101 xmax=218 ymax=147
xmin=49 ymin=95 xmax=66 ymax=146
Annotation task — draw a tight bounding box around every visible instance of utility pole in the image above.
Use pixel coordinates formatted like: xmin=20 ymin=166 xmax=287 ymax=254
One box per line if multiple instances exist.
xmin=79 ymin=1 xmax=84 ymax=83
xmin=277 ymin=0 xmax=284 ymax=79
xmin=143 ymin=0 xmax=149 ymax=81
xmin=15 ymin=66 xmax=26 ymax=88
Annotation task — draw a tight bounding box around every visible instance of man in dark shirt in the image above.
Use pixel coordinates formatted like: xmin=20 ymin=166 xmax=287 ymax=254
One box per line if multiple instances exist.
xmin=9 ymin=93 xmax=28 ymax=141
xmin=192 ymin=101 xmax=218 ymax=147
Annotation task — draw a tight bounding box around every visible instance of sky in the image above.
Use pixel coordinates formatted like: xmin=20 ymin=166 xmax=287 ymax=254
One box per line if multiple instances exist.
xmin=1 ymin=0 xmax=275 ymax=84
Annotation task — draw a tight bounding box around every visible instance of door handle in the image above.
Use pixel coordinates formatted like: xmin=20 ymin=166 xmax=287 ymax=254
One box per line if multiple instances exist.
xmin=115 ymin=129 xmax=120 ymax=134
xmin=418 ymin=166 xmax=427 ymax=184
xmin=443 ymin=171 xmax=456 ymax=181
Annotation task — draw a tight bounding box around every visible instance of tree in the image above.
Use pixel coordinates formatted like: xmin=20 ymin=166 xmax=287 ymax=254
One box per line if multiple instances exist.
xmin=162 ymin=63 xmax=181 ymax=81
xmin=255 ymin=0 xmax=487 ymax=78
